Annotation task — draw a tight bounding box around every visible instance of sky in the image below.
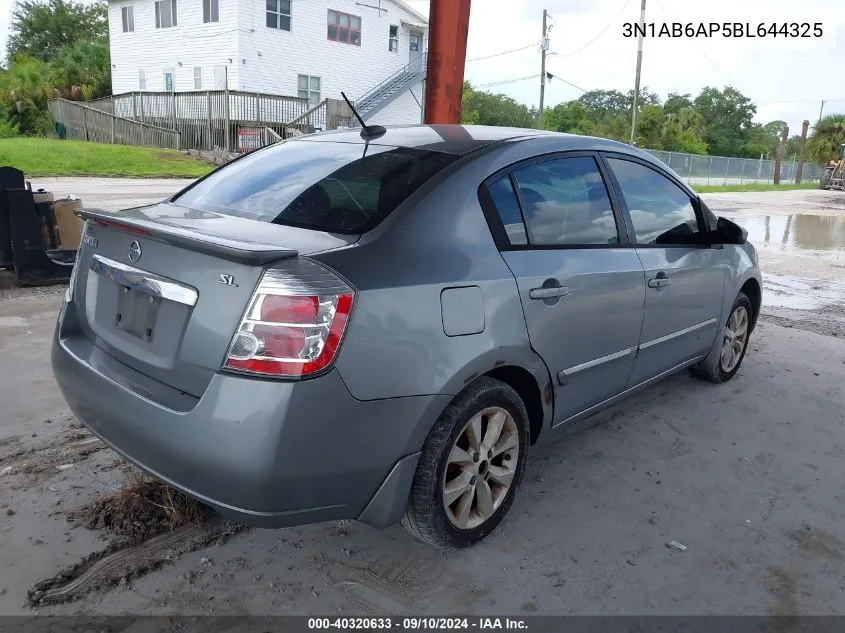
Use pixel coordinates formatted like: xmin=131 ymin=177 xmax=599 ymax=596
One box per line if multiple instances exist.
xmin=0 ymin=0 xmax=842 ymax=135
xmin=406 ymin=0 xmax=845 ymax=136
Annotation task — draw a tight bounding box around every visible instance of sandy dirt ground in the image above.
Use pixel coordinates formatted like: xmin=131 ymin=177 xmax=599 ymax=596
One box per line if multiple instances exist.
xmin=0 ymin=184 xmax=843 ymax=616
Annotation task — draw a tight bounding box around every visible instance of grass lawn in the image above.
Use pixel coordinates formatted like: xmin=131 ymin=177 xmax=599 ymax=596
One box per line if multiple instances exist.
xmin=692 ymin=182 xmax=820 ymax=194
xmin=0 ymin=137 xmax=214 ymax=178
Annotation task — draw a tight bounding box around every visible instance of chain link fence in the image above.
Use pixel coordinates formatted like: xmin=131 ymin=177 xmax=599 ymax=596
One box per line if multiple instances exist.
xmin=643 ymin=150 xmax=821 ymax=186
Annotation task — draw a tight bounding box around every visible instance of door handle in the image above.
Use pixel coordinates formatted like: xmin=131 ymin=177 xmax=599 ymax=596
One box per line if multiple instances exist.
xmin=529 ymin=286 xmax=572 ymax=300
xmin=647 ymin=276 xmax=671 ymax=289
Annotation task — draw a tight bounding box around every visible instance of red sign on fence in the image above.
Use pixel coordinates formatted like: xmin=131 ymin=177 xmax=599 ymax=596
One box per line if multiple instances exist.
xmin=237 ymin=127 xmax=262 ymax=153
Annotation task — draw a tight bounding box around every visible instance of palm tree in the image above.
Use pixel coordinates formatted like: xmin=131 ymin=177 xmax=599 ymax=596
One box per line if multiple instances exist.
xmin=807 ymin=114 xmax=845 ymax=165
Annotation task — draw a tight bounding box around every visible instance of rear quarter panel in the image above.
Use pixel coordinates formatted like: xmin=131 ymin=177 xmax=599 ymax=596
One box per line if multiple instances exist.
xmin=314 ymin=144 xmax=569 ymax=421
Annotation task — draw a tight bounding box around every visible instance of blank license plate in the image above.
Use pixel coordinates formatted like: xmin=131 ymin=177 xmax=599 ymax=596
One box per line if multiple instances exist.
xmin=116 ymin=286 xmax=161 ymax=342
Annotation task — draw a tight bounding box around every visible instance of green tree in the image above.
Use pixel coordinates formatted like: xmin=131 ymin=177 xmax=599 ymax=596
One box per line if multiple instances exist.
xmin=50 ymin=39 xmax=111 ymax=100
xmin=7 ymin=0 xmax=107 ymax=62
xmin=542 ymin=101 xmax=594 ymax=135
xmin=664 ymin=93 xmax=693 ymax=116
xmin=693 ymin=86 xmax=757 ymax=157
xmin=577 ymin=89 xmax=628 ymax=118
xmin=460 ymin=81 xmax=535 ymax=128
xmin=0 ymin=55 xmax=55 ymax=134
xmin=634 ymin=103 xmax=664 ymax=149
xmin=661 ymin=108 xmax=708 ymax=154
xmin=807 ymin=114 xmax=845 ymax=164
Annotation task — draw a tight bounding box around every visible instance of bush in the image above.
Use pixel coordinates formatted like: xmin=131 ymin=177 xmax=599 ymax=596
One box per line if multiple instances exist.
xmin=0 ymin=118 xmax=21 ymax=138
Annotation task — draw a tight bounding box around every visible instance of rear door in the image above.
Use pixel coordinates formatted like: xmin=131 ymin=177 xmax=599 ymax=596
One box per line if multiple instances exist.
xmin=481 ymin=153 xmax=646 ymax=425
xmin=602 ymin=154 xmax=727 ymax=385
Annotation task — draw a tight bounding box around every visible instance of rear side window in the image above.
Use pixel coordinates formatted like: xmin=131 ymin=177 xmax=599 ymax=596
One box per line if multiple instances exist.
xmin=172 ymin=140 xmax=460 ymax=234
xmin=606 ymin=158 xmax=701 ymax=245
xmin=487 ymin=176 xmax=528 ymax=245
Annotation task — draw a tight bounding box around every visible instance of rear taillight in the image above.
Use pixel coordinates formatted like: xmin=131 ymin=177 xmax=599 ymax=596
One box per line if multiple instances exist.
xmin=224 ymin=259 xmax=355 ymax=378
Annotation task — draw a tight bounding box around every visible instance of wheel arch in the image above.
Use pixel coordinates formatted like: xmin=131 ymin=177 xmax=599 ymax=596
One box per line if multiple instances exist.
xmin=437 ymin=347 xmax=554 ymax=448
xmin=485 ymin=364 xmax=545 ymax=445
xmin=739 ymin=277 xmax=761 ymax=333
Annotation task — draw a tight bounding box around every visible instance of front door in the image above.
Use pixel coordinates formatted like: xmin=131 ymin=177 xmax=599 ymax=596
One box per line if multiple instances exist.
xmin=163 ymin=68 xmax=174 ymax=92
xmin=603 ymin=155 xmax=727 ymax=385
xmin=483 ymin=154 xmax=646 ymax=425
xmin=409 ymin=30 xmax=423 ymax=72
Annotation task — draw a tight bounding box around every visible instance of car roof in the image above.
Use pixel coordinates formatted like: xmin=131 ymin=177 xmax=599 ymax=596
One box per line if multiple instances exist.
xmin=293 ymin=124 xmax=644 ymax=158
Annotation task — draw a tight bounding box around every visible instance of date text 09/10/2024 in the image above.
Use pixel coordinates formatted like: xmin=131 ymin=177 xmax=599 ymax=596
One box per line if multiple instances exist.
xmin=307 ymin=618 xmax=528 ymax=631
xmin=622 ymin=22 xmax=823 ymax=38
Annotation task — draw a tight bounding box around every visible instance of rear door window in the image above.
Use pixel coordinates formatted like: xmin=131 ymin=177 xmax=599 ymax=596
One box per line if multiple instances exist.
xmin=486 ymin=156 xmax=620 ymax=247
xmin=172 ymin=140 xmax=460 ymax=234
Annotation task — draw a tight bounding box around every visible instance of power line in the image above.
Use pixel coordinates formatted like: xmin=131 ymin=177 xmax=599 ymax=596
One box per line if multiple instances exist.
xmin=544 ymin=70 xmax=587 ymax=93
xmin=651 ymin=0 xmax=795 ymax=121
xmin=467 ymin=43 xmax=537 ymax=63
xmin=475 ymin=74 xmax=540 ymax=88
xmin=556 ymin=0 xmax=634 ymax=58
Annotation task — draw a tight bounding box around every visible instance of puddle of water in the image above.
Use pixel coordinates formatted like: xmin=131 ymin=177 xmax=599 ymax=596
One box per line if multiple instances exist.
xmin=722 ymin=213 xmax=845 ymax=255
xmin=761 ymin=274 xmax=845 ymax=310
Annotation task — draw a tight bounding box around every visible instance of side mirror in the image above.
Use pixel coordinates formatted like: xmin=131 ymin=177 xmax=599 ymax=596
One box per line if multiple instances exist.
xmin=712 ymin=217 xmax=747 ymax=245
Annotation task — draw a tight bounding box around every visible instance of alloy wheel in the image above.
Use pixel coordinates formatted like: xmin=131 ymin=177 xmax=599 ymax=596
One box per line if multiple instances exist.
xmin=442 ymin=406 xmax=520 ymax=530
xmin=720 ymin=305 xmax=749 ymax=373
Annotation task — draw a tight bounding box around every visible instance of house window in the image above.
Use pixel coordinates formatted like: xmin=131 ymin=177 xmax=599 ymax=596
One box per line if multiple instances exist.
xmin=203 ymin=0 xmax=218 ymax=22
xmin=388 ymin=24 xmax=398 ymax=52
xmin=297 ymin=74 xmax=320 ymax=106
xmin=266 ymin=0 xmax=291 ymax=31
xmin=121 ymin=6 xmax=134 ymax=32
xmin=155 ymin=0 xmax=177 ymax=28
xmin=138 ymin=69 xmax=146 ymax=90
xmin=194 ymin=67 xmax=202 ymax=89
xmin=327 ymin=10 xmax=361 ymax=46
xmin=164 ymin=69 xmax=174 ymax=91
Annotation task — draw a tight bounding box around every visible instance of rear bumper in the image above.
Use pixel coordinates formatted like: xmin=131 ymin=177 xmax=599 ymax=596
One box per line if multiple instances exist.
xmin=51 ymin=300 xmax=448 ymax=528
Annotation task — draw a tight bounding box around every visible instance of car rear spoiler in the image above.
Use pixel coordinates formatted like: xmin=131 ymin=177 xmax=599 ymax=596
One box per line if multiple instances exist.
xmin=78 ymin=208 xmax=299 ymax=266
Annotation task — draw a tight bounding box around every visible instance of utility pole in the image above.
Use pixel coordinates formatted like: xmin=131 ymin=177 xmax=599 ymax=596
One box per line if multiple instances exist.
xmin=818 ymin=100 xmax=826 ymax=124
xmin=774 ymin=124 xmax=788 ymax=185
xmin=630 ymin=0 xmax=646 ymax=145
xmin=538 ymin=9 xmax=548 ymax=130
xmin=796 ymin=120 xmax=810 ymax=184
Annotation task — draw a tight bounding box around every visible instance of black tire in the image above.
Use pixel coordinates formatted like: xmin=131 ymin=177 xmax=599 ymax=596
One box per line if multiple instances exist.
xmin=401 ymin=377 xmax=530 ymax=550
xmin=691 ymin=292 xmax=753 ymax=384
xmin=820 ymin=167 xmax=834 ymax=190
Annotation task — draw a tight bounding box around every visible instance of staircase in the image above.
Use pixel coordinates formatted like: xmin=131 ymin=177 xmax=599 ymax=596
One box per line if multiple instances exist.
xmin=354 ymin=52 xmax=427 ymax=123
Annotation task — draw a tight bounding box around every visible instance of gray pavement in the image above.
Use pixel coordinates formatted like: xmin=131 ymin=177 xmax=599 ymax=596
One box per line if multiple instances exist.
xmin=0 ymin=186 xmax=843 ymax=616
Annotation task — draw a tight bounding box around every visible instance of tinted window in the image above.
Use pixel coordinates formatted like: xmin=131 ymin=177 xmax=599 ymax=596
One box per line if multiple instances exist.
xmin=511 ymin=157 xmax=619 ymax=246
xmin=172 ymin=141 xmax=459 ymax=234
xmin=487 ymin=176 xmax=528 ymax=245
xmin=607 ymin=158 xmax=701 ymax=245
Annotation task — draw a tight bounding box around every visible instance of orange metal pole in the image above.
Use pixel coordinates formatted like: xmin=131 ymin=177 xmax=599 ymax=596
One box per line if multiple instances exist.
xmin=424 ymin=0 xmax=471 ymax=124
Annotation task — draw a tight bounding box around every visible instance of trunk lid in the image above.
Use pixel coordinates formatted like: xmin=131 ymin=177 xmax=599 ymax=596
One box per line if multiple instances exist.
xmin=72 ymin=204 xmax=358 ymax=397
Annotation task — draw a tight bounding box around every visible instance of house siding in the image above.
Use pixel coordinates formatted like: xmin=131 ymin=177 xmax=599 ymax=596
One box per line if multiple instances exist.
xmin=107 ymin=0 xmax=427 ymax=125
xmin=368 ymin=82 xmax=424 ymax=126
xmin=235 ymin=0 xmax=426 ymax=102
xmin=108 ymin=0 xmax=241 ymax=94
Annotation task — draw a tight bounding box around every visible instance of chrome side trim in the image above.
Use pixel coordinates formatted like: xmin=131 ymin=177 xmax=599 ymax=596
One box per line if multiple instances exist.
xmin=558 ymin=347 xmax=636 ymax=385
xmin=638 ymin=318 xmax=718 ymax=351
xmin=552 ymin=354 xmax=706 ymax=429
xmin=90 ymin=255 xmax=199 ymax=307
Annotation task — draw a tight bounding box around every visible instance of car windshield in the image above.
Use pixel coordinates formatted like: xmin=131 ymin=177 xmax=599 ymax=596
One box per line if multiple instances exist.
xmin=171 ymin=140 xmax=460 ymax=234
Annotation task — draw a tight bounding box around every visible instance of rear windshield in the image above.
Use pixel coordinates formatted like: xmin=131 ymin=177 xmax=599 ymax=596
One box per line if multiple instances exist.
xmin=171 ymin=140 xmax=460 ymax=234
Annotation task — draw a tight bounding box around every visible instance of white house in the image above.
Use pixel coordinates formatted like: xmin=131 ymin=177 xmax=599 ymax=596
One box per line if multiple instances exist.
xmin=107 ymin=0 xmax=429 ymax=125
